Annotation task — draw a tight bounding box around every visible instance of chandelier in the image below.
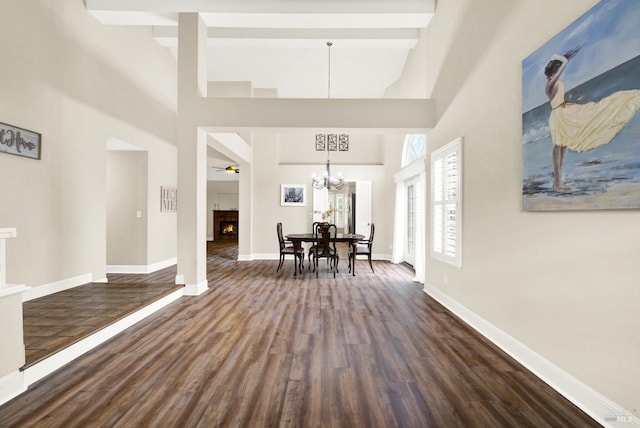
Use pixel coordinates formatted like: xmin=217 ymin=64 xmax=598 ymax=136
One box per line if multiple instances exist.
xmin=312 ymin=42 xmax=347 ymax=191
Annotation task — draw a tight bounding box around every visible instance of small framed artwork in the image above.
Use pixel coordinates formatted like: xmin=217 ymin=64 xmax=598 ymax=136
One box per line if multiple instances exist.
xmin=327 ymin=134 xmax=338 ymax=151
xmin=0 ymin=122 xmax=42 ymax=160
xmin=281 ymin=184 xmax=306 ymax=206
xmin=160 ymin=186 xmax=177 ymax=212
xmin=315 ymin=134 xmax=326 ymax=151
xmin=338 ymin=134 xmax=349 ymax=151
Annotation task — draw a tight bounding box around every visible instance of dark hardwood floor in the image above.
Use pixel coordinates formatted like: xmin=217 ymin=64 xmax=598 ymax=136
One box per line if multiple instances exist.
xmin=0 ymin=241 xmax=599 ymax=427
xmin=23 ymin=281 xmax=183 ymax=368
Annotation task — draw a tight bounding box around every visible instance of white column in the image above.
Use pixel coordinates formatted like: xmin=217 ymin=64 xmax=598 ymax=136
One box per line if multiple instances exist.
xmin=176 ymin=13 xmax=209 ymax=295
xmin=237 ymin=158 xmax=253 ymax=260
xmin=391 ymin=182 xmax=406 ymax=264
xmin=412 ymin=171 xmax=426 ymax=284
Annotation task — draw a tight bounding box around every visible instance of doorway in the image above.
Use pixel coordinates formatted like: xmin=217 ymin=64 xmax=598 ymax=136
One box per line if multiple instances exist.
xmin=313 ymin=181 xmax=371 ymax=236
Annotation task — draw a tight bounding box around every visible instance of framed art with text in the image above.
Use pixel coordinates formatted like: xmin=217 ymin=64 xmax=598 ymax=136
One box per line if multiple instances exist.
xmin=0 ymin=122 xmax=41 ymax=160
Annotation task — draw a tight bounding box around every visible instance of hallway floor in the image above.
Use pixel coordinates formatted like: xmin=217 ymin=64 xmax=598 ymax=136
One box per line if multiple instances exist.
xmin=4 ymin=241 xmax=598 ymax=427
xmin=23 ymin=270 xmax=183 ymax=368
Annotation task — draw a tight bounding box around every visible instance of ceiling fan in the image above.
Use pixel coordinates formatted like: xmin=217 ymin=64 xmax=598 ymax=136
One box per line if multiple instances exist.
xmin=211 ymin=165 xmax=239 ymax=174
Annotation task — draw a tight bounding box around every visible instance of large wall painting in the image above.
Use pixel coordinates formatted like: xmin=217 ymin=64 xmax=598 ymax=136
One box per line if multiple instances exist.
xmin=522 ymin=0 xmax=640 ymax=210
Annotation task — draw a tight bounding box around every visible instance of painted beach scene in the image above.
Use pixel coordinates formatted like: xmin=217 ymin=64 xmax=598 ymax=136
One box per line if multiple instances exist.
xmin=522 ymin=0 xmax=640 ymax=211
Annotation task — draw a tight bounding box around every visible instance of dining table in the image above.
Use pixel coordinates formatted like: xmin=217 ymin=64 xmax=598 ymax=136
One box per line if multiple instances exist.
xmin=285 ymin=232 xmax=365 ymax=277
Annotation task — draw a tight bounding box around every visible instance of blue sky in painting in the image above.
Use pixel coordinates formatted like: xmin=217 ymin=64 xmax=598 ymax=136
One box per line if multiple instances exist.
xmin=522 ymin=0 xmax=640 ymax=112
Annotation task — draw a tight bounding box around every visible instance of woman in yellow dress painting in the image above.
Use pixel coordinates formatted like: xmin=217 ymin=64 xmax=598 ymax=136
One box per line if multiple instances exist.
xmin=545 ymin=47 xmax=640 ymax=191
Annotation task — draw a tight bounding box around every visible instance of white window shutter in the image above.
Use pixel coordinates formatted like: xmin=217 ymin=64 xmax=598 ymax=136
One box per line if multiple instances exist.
xmin=431 ymin=138 xmax=462 ymax=268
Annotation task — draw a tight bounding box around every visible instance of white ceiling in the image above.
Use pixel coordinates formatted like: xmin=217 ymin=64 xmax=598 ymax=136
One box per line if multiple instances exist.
xmin=86 ymin=0 xmax=434 ymax=99
xmin=87 ymin=1 xmax=434 ymax=177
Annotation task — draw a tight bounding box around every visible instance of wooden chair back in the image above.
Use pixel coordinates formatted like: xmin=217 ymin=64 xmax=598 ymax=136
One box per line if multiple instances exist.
xmin=276 ymin=222 xmax=286 ymax=250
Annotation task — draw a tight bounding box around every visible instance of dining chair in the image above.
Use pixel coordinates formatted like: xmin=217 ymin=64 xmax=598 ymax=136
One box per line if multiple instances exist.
xmin=308 ymin=221 xmax=321 ymax=270
xmin=349 ymin=223 xmax=375 ymax=273
xmin=312 ymin=222 xmax=339 ymax=278
xmin=276 ymin=222 xmax=304 ymax=272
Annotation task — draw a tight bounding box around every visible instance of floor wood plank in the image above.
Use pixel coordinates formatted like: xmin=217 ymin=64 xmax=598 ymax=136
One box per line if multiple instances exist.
xmin=22 ymin=281 xmax=183 ymax=368
xmin=0 ymin=241 xmax=600 ymax=427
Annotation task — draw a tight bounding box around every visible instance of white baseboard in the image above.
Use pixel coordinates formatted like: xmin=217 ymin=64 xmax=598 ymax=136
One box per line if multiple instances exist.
xmin=23 ymin=288 xmax=184 ymax=387
xmin=250 ymin=253 xmax=278 ymax=260
xmin=0 ymin=284 xmax=27 ymax=298
xmin=355 ymin=253 xmax=391 ymax=261
xmin=0 ymin=370 xmax=26 ymax=406
xmin=422 ymin=282 xmax=638 ymax=428
xmin=175 ymin=276 xmax=208 ymax=296
xmin=22 ymin=273 xmax=93 ymax=302
xmin=247 ymin=253 xmax=391 ymax=262
xmin=106 ymin=257 xmax=177 ymax=274
xmin=183 ymin=279 xmax=208 ymax=296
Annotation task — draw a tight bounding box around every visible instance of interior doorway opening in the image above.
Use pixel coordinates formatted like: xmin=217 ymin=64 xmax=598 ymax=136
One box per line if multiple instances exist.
xmin=313 ymin=181 xmax=371 ymax=236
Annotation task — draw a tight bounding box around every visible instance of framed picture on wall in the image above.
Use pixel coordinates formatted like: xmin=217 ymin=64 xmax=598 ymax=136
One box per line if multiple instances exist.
xmin=0 ymin=122 xmax=42 ymax=160
xmin=281 ymin=184 xmax=306 ymax=206
xmin=160 ymin=186 xmax=177 ymax=212
xmin=521 ymin=0 xmax=640 ymax=210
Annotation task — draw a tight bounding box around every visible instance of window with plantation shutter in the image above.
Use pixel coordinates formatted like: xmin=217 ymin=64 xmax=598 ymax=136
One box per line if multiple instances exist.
xmin=407 ymin=184 xmax=415 ymax=257
xmin=430 ymin=137 xmax=462 ymax=268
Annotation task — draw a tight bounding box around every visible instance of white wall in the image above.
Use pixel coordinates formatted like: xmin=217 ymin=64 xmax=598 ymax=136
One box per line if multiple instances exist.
xmin=385 ymin=26 xmax=428 ymax=99
xmin=424 ymin=0 xmax=639 ymax=414
xmin=146 ymin=143 xmax=178 ymax=267
xmin=278 ymin=133 xmax=384 ymax=165
xmin=0 ymin=0 xmax=177 ymax=288
xmin=250 ymin=132 xmax=402 ymax=258
xmin=107 ymin=151 xmax=148 ymax=265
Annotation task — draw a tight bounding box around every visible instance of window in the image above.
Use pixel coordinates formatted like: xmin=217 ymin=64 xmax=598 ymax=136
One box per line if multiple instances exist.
xmin=406 ymin=184 xmax=415 ymax=257
xmin=335 ymin=193 xmax=344 ymax=227
xmin=393 ymin=155 xmax=426 ymax=283
xmin=402 ymin=134 xmax=427 ymax=167
xmin=327 ymin=195 xmax=336 ymax=224
xmin=430 ymin=137 xmax=462 ymax=268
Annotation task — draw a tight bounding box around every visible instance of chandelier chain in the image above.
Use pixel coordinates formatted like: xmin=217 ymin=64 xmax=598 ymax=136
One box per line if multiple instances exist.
xmin=311 ymin=41 xmax=345 ymax=191
xmin=327 ymin=41 xmax=332 ymax=100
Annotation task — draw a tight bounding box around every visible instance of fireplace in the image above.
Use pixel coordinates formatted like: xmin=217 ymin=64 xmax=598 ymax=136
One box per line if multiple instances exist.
xmin=219 ymin=221 xmax=237 ymax=236
xmin=213 ymin=210 xmax=239 ymax=241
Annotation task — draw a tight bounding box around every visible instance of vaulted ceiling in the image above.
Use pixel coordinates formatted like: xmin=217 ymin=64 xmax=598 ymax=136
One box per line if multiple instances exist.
xmin=88 ymin=1 xmax=435 ymax=178
xmin=86 ymin=0 xmax=435 ymax=99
